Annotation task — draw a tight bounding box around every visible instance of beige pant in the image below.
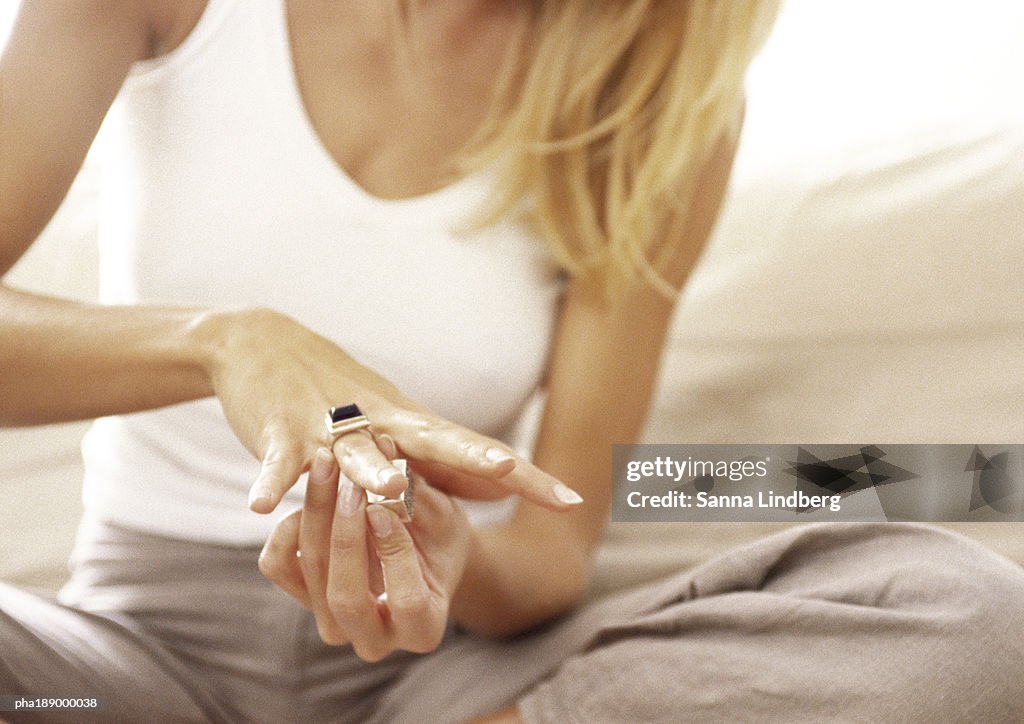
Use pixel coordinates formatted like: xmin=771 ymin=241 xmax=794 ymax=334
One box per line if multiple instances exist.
xmin=1 ymin=521 xmax=1022 ymax=723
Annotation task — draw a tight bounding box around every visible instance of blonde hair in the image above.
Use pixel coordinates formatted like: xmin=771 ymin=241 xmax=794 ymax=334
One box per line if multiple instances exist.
xmin=466 ymin=0 xmax=780 ymax=300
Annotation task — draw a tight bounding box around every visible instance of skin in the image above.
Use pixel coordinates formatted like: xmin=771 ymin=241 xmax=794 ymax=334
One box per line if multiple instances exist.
xmin=0 ymin=1 xmax=740 ymax=721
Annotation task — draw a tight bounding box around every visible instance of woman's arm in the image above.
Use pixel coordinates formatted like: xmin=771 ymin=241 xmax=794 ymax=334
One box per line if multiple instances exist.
xmin=0 ymin=0 xmax=211 ymax=424
xmin=0 ymin=0 xmax=577 ymax=511
xmin=450 ymin=118 xmax=744 ymax=636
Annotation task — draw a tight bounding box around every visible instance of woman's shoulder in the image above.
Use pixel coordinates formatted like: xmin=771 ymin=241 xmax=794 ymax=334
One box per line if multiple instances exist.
xmin=18 ymin=0 xmax=206 ymax=62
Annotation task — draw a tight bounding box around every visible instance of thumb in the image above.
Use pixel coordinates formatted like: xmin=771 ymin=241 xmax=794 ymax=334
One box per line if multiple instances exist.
xmin=249 ymin=438 xmax=305 ymax=513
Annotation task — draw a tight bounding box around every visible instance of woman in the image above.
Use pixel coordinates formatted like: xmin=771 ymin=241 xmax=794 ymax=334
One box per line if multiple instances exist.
xmin=3 ymin=1 xmax=1023 ymax=723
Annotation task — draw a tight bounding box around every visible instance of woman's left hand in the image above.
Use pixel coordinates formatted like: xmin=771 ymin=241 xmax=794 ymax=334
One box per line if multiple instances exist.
xmin=258 ymin=448 xmax=471 ymax=661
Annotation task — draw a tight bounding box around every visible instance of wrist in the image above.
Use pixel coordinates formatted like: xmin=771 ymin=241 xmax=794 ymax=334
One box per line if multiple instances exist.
xmin=184 ymin=308 xmax=233 ymax=386
xmin=451 ymin=523 xmax=590 ymax=638
xmin=186 ymin=306 xmax=283 ymax=385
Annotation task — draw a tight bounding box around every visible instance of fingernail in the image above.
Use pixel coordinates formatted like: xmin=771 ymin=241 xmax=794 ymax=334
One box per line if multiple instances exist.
xmin=338 ymin=478 xmax=362 ymax=516
xmin=485 ymin=447 xmax=515 ymax=464
xmin=249 ymin=486 xmax=272 ymax=508
xmin=367 ymin=505 xmax=393 ymax=538
xmin=378 ymin=466 xmax=407 ymax=490
xmin=378 ymin=434 xmax=398 ymax=459
xmin=309 ymin=448 xmax=334 ymax=484
xmin=553 ymin=483 xmax=584 ymax=505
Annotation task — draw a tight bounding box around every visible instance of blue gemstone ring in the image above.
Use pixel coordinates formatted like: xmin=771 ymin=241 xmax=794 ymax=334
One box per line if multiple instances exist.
xmin=325 ymin=403 xmax=372 ymax=440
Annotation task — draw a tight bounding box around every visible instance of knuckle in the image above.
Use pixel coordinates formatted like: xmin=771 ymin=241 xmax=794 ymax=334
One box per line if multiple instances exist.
xmin=331 ymin=439 xmax=357 ymax=464
xmin=386 ymin=582 xmax=426 ymax=608
xmin=456 ymin=439 xmax=478 ymax=457
xmin=353 ymin=641 xmax=390 ymax=664
xmin=244 ymin=306 xmax=285 ymax=328
xmin=316 ymin=622 xmax=348 ymax=647
xmin=326 ymin=592 xmax=363 ymax=623
xmin=409 ymin=414 xmax=443 ymax=440
xmin=374 ymin=536 xmax=408 ymax=561
xmin=261 ymin=411 xmax=290 ymax=438
xmin=333 ymin=441 xmax=375 ymax=471
xmin=387 ymin=588 xmax=432 ymax=621
xmin=435 ymin=419 xmax=458 ymax=436
xmin=257 ymin=551 xmax=282 ymax=578
xmin=330 ymin=526 xmax=365 ymax=556
xmin=262 ymin=416 xmax=302 ymax=451
xmin=406 ymin=620 xmax=446 ymax=654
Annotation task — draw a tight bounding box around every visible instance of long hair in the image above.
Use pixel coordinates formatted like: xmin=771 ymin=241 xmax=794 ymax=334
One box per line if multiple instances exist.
xmin=464 ymin=0 xmax=780 ymax=300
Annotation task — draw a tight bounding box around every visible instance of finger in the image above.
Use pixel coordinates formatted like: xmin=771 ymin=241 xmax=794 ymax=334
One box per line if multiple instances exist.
xmin=326 ymin=477 xmax=391 ymax=662
xmin=249 ymin=436 xmax=306 ymax=513
xmin=403 ymin=480 xmax=470 ymax=593
xmin=367 ymin=505 xmax=446 ymax=654
xmin=387 ymin=412 xmax=583 ymax=511
xmin=331 ymin=429 xmax=408 ymax=498
xmin=258 ymin=510 xmax=313 ymax=609
xmin=404 ymin=476 xmax=460 ymax=532
xmin=299 ymin=448 xmax=348 ymax=645
xmin=406 ymin=459 xmax=514 ymax=501
xmin=387 ymin=411 xmax=518 ymax=477
xmin=366 ymin=523 xmax=385 ymax=598
xmin=487 ymin=459 xmax=584 ymax=510
xmin=375 ymin=432 xmax=398 ymax=460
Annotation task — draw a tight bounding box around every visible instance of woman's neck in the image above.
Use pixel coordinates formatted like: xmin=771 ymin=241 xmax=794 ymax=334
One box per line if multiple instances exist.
xmin=346 ymin=0 xmax=522 ymax=58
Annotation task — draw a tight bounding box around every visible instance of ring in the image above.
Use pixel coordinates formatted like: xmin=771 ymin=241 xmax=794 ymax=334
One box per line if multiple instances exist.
xmin=325 ymin=403 xmax=372 ymax=440
xmin=367 ymin=459 xmax=416 ymax=522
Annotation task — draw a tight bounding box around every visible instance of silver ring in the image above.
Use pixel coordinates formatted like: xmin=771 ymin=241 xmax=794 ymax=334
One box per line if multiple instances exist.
xmin=325 ymin=403 xmax=372 ymax=440
xmin=367 ymin=459 xmax=416 ymax=522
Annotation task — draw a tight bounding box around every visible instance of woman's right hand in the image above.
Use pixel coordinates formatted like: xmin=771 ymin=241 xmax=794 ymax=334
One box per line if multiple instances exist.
xmin=259 ymin=451 xmax=473 ymax=660
xmin=197 ymin=307 xmax=583 ymax=513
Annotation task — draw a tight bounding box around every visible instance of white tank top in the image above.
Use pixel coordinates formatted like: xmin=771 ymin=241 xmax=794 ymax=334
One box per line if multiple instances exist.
xmin=81 ymin=0 xmax=562 ymax=544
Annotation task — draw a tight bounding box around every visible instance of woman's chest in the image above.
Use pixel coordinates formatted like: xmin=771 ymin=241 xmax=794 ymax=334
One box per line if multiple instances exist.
xmin=285 ymin=1 xmax=517 ymax=200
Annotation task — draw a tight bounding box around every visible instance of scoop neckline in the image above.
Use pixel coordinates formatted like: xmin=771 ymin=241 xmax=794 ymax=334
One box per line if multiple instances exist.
xmin=275 ymin=0 xmax=487 ymax=212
